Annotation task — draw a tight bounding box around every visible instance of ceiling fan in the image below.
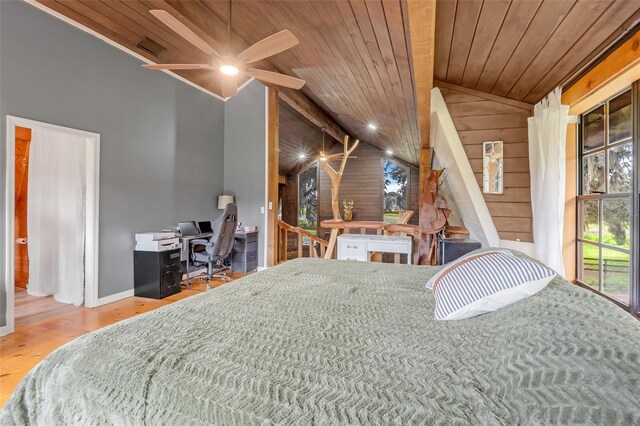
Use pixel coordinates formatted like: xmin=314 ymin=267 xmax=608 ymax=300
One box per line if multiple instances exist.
xmin=142 ymin=1 xmax=305 ymax=97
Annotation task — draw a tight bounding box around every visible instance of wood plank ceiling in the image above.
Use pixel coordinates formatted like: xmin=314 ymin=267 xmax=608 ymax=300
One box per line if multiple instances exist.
xmin=279 ymin=100 xmax=336 ymax=175
xmin=435 ymin=0 xmax=640 ymax=104
xmin=34 ymin=0 xmax=640 ymax=165
xmin=35 ymin=0 xmax=420 ymax=164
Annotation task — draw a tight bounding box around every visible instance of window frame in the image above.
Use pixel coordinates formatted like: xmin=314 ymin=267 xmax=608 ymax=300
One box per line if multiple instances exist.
xmin=296 ymin=160 xmax=319 ymax=236
xmin=381 ymin=158 xmax=410 ymax=223
xmin=576 ymin=87 xmax=636 ymax=310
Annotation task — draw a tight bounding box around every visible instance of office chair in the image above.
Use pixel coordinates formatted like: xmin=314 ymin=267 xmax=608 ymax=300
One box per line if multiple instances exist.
xmin=189 ymin=204 xmax=238 ymax=290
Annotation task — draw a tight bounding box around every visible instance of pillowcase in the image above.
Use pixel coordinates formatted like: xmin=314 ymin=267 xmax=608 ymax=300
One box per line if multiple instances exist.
xmin=426 ymin=249 xmax=510 ymax=290
xmin=428 ymin=250 xmax=555 ymax=321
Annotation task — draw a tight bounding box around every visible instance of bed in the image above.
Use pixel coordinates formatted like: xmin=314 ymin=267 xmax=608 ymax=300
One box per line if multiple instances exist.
xmin=2 ymin=255 xmax=639 ymax=424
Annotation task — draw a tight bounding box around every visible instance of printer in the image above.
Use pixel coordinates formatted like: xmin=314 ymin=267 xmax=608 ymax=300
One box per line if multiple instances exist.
xmin=135 ymin=232 xmax=181 ymax=252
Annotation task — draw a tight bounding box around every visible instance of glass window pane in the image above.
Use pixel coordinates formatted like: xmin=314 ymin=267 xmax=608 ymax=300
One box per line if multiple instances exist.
xmin=298 ymin=164 xmax=318 ymax=233
xmin=608 ymin=143 xmax=633 ymax=193
xmin=582 ymin=105 xmax=605 ymax=151
xmin=602 ymin=248 xmax=629 ymax=306
xmin=579 ymin=242 xmax=600 ymax=290
xmin=608 ymin=90 xmax=632 ymax=145
xmin=383 ymin=160 xmax=408 ymax=223
xmin=602 ymin=198 xmax=631 ymax=249
xmin=579 ymin=199 xmax=599 ymax=243
xmin=582 ymin=152 xmax=605 ymax=194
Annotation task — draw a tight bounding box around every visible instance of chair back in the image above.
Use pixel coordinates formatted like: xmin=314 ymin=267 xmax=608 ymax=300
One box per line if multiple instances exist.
xmin=209 ymin=204 xmax=238 ymax=257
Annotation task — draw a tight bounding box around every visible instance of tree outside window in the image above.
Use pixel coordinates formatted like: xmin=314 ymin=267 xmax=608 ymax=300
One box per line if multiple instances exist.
xmin=383 ymin=160 xmax=408 ymax=223
xmin=298 ymin=163 xmax=318 ymax=235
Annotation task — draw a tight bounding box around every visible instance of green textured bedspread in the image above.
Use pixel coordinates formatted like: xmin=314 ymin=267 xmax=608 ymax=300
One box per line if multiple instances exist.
xmin=2 ymin=257 xmax=639 ymax=425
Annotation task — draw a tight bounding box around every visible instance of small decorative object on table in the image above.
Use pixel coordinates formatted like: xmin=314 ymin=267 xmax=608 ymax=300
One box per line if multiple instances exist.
xmin=343 ymin=200 xmax=354 ymax=221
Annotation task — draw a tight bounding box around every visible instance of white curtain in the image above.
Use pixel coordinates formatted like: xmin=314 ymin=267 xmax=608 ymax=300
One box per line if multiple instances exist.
xmin=27 ymin=127 xmax=88 ymax=306
xmin=528 ymin=87 xmax=570 ymax=274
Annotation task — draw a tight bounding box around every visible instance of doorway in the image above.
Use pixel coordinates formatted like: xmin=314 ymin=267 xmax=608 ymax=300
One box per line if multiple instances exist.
xmin=2 ymin=117 xmax=100 ymax=336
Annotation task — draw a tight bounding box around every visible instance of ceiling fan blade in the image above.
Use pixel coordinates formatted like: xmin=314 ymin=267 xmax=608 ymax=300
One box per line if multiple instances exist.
xmin=143 ymin=64 xmax=212 ymax=70
xmin=238 ymin=30 xmax=299 ymax=64
xmin=150 ymin=10 xmax=220 ymax=58
xmin=246 ymin=68 xmax=305 ymax=89
xmin=222 ymin=75 xmax=239 ymax=98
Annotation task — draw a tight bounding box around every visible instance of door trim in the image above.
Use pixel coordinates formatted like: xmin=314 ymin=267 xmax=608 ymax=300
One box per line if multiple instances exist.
xmin=2 ymin=116 xmax=101 ymax=336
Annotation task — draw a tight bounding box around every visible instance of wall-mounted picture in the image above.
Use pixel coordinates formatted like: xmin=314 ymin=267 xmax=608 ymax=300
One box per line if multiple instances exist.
xmin=483 ymin=141 xmax=503 ymax=194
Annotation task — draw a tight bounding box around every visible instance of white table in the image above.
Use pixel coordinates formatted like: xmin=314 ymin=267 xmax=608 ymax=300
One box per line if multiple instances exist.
xmin=337 ymin=234 xmax=413 ymax=264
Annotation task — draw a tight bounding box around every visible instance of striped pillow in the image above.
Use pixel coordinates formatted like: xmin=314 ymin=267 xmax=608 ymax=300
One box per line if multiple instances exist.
xmin=429 ymin=251 xmax=555 ymax=321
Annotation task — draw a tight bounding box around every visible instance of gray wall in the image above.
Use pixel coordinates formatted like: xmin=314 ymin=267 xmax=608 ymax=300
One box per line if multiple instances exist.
xmin=0 ymin=1 xmax=225 ymax=325
xmin=224 ymin=80 xmax=267 ymax=267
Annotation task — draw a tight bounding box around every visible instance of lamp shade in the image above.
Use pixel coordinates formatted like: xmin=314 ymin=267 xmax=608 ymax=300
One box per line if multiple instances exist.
xmin=218 ymin=195 xmax=234 ymax=209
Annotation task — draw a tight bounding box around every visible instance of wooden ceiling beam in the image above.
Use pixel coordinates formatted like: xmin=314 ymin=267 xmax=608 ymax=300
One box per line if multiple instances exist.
xmin=278 ymin=88 xmax=348 ymax=143
xmin=405 ymin=0 xmax=436 ymax=265
xmin=562 ymin=29 xmax=640 ymax=113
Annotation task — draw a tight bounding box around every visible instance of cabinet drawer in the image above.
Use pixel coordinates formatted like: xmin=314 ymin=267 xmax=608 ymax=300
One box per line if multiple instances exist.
xmin=340 ymin=254 xmax=368 ymax=262
xmin=337 ymin=240 xmax=367 ymax=260
xmin=232 ymin=250 xmax=258 ymax=263
xmin=367 ymin=241 xmax=411 ymax=254
xmin=232 ymin=259 xmax=258 ymax=273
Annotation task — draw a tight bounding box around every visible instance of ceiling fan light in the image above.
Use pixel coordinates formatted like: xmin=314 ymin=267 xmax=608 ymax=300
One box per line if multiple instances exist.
xmin=220 ymin=64 xmax=239 ymax=75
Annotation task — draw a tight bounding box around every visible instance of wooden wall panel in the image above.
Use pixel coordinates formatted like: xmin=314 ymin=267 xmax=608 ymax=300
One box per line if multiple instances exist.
xmin=14 ymin=126 xmax=32 ymax=289
xmin=279 ymin=142 xmax=418 ymax=239
xmin=317 ymin=143 xmax=419 ymax=238
xmin=438 ymin=83 xmax=534 ymax=243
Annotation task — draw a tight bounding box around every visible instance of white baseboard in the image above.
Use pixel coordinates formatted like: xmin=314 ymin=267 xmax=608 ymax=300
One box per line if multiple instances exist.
xmin=93 ymin=289 xmax=134 ymax=307
xmin=0 ymin=325 xmax=12 ymax=337
xmin=257 ymin=266 xmax=269 ymax=271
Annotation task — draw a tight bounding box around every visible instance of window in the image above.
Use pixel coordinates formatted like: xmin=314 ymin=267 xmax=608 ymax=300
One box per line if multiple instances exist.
xmin=577 ymin=89 xmax=634 ymax=306
xmin=383 ymin=160 xmax=408 ymax=223
xmin=298 ymin=163 xmax=318 ymax=235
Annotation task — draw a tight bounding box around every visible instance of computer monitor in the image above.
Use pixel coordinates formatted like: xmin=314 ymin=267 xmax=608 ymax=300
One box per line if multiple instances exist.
xmin=197 ymin=221 xmax=212 ymax=234
xmin=178 ymin=221 xmax=199 ymax=236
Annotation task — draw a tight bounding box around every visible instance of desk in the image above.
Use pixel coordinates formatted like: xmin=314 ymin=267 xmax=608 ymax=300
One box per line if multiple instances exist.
xmin=337 ymin=234 xmax=413 ymax=264
xmin=179 ymin=233 xmax=212 ymax=289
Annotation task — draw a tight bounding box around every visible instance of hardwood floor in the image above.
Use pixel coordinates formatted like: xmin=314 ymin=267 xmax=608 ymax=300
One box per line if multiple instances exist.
xmin=0 ymin=274 xmax=242 ymax=407
xmin=14 ymin=288 xmax=82 ymax=329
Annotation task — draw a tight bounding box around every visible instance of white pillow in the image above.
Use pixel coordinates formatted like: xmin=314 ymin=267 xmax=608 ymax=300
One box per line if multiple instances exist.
xmin=428 ymin=251 xmax=555 ymax=321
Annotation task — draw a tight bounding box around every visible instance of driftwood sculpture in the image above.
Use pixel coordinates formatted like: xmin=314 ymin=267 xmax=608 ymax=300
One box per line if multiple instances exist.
xmin=419 ymin=169 xmax=451 ymax=265
xmin=322 ymin=135 xmax=360 ymax=220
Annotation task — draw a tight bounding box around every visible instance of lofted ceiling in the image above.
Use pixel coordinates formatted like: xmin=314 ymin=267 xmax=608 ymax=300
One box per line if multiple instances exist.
xmin=33 ymin=0 xmax=640 ymax=167
xmin=279 ymin=100 xmax=334 ymax=175
xmin=435 ymin=0 xmax=640 ymax=104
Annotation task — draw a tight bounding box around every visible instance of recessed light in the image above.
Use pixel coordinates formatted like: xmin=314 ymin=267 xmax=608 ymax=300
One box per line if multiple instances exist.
xmin=367 ymin=123 xmax=377 ymax=130
xmin=386 ymin=149 xmax=393 ymax=155
xmin=299 ymin=153 xmax=306 ymax=159
xmin=220 ymin=64 xmax=239 ymax=75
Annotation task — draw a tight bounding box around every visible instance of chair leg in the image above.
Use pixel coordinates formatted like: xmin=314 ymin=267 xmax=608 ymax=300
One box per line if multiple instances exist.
xmin=206 ymin=263 xmax=213 ymax=291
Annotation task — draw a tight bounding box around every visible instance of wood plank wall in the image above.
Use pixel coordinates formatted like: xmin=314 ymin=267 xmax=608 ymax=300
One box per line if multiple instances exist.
xmin=14 ymin=126 xmax=32 ymax=288
xmin=317 ymin=143 xmax=419 ymax=238
xmin=280 ymin=142 xmax=419 ymax=240
xmin=438 ymin=83 xmax=534 ymax=243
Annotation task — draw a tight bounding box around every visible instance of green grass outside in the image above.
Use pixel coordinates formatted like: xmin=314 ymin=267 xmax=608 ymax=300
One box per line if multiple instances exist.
xmin=384 ymin=212 xmax=400 ymax=224
xmin=581 ymin=242 xmax=630 ymax=302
